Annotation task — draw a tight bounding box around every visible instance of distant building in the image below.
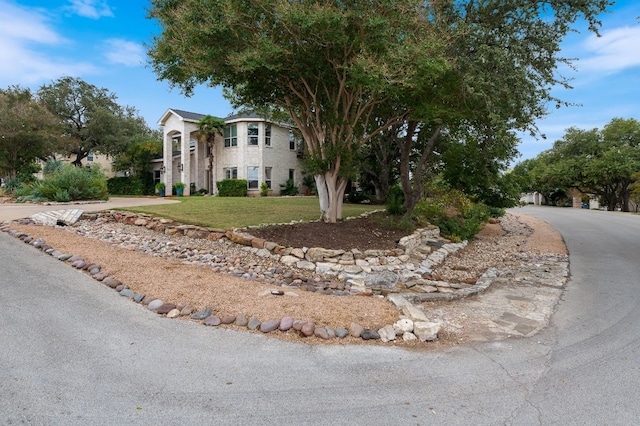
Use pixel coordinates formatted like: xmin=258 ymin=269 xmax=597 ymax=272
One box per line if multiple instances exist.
xmin=156 ymin=109 xmax=305 ymax=196
xmin=36 ymin=152 xmax=116 ymax=180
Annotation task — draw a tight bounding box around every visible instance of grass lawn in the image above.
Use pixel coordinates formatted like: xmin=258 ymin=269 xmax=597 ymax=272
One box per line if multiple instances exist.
xmin=123 ymin=196 xmax=382 ymax=229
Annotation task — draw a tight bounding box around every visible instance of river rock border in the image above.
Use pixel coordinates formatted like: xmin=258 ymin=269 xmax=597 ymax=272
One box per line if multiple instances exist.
xmin=82 ymin=210 xmax=495 ymax=301
xmin=1 ymin=221 xmax=445 ymax=343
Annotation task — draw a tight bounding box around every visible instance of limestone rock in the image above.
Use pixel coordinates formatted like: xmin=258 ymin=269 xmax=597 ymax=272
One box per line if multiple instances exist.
xmin=413 ymin=321 xmax=441 ymax=342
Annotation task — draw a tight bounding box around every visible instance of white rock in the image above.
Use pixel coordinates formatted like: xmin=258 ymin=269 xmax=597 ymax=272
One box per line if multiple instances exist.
xmin=402 ymin=332 xmax=418 ymax=341
xmin=413 ymin=321 xmax=441 ymax=342
xmin=378 ymin=325 xmax=396 ymax=343
xmin=394 ymin=318 xmax=414 ymax=333
xmin=402 ymin=304 xmax=429 ymax=322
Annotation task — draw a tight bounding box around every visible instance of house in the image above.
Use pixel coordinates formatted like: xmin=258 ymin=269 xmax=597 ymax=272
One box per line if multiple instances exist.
xmin=35 ymin=151 xmax=117 ymax=180
xmin=156 ymin=109 xmax=305 ymax=196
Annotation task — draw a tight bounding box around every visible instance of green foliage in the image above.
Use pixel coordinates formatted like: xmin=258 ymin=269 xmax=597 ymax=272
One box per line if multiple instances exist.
xmin=386 ymin=185 xmax=405 ymax=216
xmin=43 ymin=159 xmax=64 ymax=176
xmin=217 ymin=179 xmax=248 ymax=197
xmin=260 ymin=182 xmax=269 ymax=197
xmin=0 ymin=86 xmax=60 ymax=180
xmin=107 ymin=176 xmax=147 ymax=195
xmin=279 ymin=179 xmax=298 ymax=196
xmin=413 ymin=190 xmax=491 ymax=242
xmin=16 ymin=164 xmax=108 ymax=202
xmin=112 ymin=137 xmax=162 ymax=177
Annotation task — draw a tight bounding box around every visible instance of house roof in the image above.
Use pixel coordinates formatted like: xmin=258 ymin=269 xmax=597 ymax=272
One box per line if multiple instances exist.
xmin=158 ymin=108 xmax=290 ymax=127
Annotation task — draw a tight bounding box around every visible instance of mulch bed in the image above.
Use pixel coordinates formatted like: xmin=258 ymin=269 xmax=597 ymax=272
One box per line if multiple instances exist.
xmin=247 ymin=212 xmax=411 ymax=251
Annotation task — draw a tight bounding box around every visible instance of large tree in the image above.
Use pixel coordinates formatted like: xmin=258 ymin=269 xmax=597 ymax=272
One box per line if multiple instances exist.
xmin=388 ymin=0 xmax=612 ymax=214
xmin=148 ymin=0 xmax=449 ymax=222
xmin=38 ymin=76 xmax=150 ymax=167
xmin=0 ymin=86 xmax=60 ymax=180
xmin=521 ymin=118 xmax=640 ymax=211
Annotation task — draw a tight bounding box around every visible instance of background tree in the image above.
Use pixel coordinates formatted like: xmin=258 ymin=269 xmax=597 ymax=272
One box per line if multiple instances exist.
xmin=516 ymin=118 xmax=640 ymax=210
xmin=196 ymin=115 xmax=225 ymax=193
xmin=38 ymin=76 xmax=150 ymax=167
xmin=0 ymin=86 xmax=60 ymax=180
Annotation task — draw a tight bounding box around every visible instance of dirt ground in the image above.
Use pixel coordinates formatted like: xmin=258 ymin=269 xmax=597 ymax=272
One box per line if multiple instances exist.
xmin=8 ymin=210 xmax=566 ymax=347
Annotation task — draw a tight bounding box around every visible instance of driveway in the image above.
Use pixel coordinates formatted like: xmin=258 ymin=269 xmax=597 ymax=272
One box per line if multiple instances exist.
xmin=0 ymin=197 xmax=179 ymax=222
xmin=1 ymin=206 xmax=639 ymax=424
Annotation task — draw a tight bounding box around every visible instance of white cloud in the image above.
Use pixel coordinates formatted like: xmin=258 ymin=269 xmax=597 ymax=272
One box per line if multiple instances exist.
xmin=577 ymin=26 xmax=640 ymax=74
xmin=104 ymin=39 xmax=145 ymax=67
xmin=0 ymin=1 xmax=98 ymax=86
xmin=0 ymin=1 xmax=65 ymax=45
xmin=66 ymin=0 xmax=114 ymax=19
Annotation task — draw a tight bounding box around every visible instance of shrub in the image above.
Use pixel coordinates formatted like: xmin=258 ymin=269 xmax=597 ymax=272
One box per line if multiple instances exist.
xmin=217 ymin=179 xmax=248 ymax=197
xmin=279 ymin=179 xmax=298 ymax=196
xmin=413 ymin=191 xmax=491 ymax=242
xmin=386 ymin=185 xmax=405 ymax=215
xmin=107 ymin=176 xmax=146 ymax=195
xmin=16 ymin=164 xmax=108 ymax=202
xmin=260 ymin=182 xmax=269 ymax=197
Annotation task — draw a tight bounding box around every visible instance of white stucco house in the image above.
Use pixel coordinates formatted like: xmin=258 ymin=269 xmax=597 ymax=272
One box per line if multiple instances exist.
xmin=156 ymin=109 xmax=305 ymax=196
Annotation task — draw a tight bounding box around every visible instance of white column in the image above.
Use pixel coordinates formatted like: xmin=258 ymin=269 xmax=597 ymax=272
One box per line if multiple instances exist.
xmin=180 ymin=122 xmax=191 ymax=196
xmin=163 ymin=129 xmax=173 ymax=196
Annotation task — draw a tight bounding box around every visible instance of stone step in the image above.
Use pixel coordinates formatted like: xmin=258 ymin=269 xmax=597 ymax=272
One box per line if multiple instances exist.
xmin=30 ymin=209 xmax=84 ymax=226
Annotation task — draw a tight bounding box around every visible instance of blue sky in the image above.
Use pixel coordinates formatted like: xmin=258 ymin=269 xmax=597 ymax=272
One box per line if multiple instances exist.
xmin=1 ymin=0 xmax=638 ymax=162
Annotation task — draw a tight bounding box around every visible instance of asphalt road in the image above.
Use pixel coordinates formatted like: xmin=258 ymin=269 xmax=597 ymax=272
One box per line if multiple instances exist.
xmin=1 ymin=205 xmax=639 ymax=425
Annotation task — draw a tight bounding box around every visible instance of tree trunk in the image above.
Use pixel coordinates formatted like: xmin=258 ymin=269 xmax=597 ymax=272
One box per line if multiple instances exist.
xmin=315 ymin=172 xmax=347 ymax=223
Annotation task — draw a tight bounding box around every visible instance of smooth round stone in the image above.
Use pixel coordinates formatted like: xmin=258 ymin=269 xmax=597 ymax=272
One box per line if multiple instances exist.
xmin=301 ymin=322 xmax=315 ymax=337
xmin=220 ymin=315 xmax=236 ymax=324
xmin=335 ymin=327 xmax=349 ymax=338
xmin=167 ymin=309 xmax=181 ymax=318
xmin=72 ymin=260 xmax=86 ymax=269
xmin=279 ymin=316 xmax=294 ymax=331
xmin=115 ymin=284 xmax=125 ymax=292
xmin=180 ymin=305 xmax=194 ymax=316
xmin=314 ymin=327 xmax=330 ymax=340
xmin=58 ymin=254 xmax=72 ymax=261
xmin=203 ymin=316 xmax=221 ymax=326
xmin=349 ymin=322 xmax=364 ymax=338
xmin=247 ymin=318 xmax=262 ymax=330
xmin=119 ymin=288 xmax=135 ymax=298
xmin=361 ymin=329 xmax=380 ymax=340
xmin=292 ymin=319 xmax=305 ymax=331
xmin=157 ymin=303 xmax=177 ymax=314
xmin=93 ymin=272 xmax=107 ymax=281
xmin=147 ymin=299 xmax=164 ymax=311
xmin=191 ymin=307 xmax=212 ymax=320
xmin=133 ymin=293 xmax=145 ymax=303
xmin=260 ymin=319 xmax=280 ymax=333
xmin=89 ymin=267 xmax=102 ymax=275
xmin=325 ymin=326 xmax=336 ymax=338
xmin=103 ymin=277 xmax=121 ymax=289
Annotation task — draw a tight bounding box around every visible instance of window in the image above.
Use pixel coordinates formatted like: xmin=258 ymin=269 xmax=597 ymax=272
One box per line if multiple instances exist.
xmin=247 ymin=166 xmax=259 ymax=189
xmin=289 ymin=130 xmax=296 ymax=150
xmin=154 ymin=170 xmax=161 ymax=184
xmin=265 ymin=124 xmax=271 ymax=147
xmin=224 ymin=125 xmax=237 ymax=147
xmin=264 ymin=167 xmax=272 ymax=189
xmin=87 ymin=152 xmax=94 ymax=162
xmin=248 ymin=123 xmax=259 ymax=146
xmin=289 ymin=169 xmax=295 ymax=182
xmin=224 ymin=167 xmax=238 ymax=179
